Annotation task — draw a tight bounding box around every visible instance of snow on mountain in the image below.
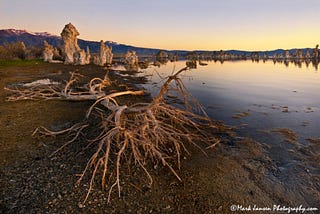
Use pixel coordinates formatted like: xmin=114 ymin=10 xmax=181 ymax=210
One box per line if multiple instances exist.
xmin=0 ymin=29 xmax=62 ymax=48
xmin=1 ymin=29 xmax=58 ymax=38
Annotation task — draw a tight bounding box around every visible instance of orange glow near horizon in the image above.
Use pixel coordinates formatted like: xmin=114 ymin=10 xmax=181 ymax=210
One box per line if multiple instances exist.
xmin=1 ymin=0 xmax=320 ymax=51
xmin=76 ymin=23 xmax=320 ymax=51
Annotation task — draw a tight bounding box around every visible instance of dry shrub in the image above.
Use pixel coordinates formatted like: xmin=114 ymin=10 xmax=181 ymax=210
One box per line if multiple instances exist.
xmin=0 ymin=42 xmax=27 ymax=60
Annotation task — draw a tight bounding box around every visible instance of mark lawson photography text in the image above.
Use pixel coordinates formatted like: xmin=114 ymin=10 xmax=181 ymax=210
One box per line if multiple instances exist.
xmin=230 ymin=204 xmax=318 ymax=213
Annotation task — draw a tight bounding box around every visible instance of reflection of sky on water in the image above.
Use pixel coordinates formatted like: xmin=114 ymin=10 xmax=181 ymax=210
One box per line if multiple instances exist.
xmin=137 ymin=60 xmax=320 ymax=203
xmin=140 ymin=60 xmax=320 ymax=142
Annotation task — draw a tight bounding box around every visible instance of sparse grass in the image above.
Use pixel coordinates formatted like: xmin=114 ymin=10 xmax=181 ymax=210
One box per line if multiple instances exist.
xmin=0 ymin=59 xmax=44 ymax=67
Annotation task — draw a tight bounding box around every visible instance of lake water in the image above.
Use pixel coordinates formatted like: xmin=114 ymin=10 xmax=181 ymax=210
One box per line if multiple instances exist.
xmin=136 ymin=60 xmax=320 ymax=189
xmin=139 ymin=60 xmax=320 ymax=143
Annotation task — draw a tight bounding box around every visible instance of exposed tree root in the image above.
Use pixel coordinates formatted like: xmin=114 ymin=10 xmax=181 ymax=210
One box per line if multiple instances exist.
xmin=5 ymin=67 xmax=228 ymax=203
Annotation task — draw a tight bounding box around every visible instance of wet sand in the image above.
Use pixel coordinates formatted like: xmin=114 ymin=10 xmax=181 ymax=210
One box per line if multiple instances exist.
xmin=0 ymin=62 xmax=319 ymax=213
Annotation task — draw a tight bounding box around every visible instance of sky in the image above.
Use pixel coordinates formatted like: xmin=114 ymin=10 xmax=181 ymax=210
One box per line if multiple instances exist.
xmin=1 ymin=0 xmax=320 ymax=51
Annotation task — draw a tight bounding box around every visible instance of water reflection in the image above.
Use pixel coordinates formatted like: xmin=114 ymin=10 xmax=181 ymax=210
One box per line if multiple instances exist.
xmin=270 ymin=58 xmax=319 ymax=70
xmin=209 ymin=58 xmax=320 ymax=70
xmin=140 ymin=60 xmax=320 ymax=141
xmin=139 ymin=60 xmax=320 ymax=205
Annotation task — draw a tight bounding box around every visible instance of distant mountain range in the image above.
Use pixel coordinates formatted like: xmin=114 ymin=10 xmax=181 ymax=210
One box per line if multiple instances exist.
xmin=0 ymin=29 xmax=315 ymax=56
xmin=0 ymin=29 xmax=187 ymax=55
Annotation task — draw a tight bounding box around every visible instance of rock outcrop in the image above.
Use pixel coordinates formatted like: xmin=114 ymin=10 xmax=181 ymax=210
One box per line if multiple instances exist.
xmin=313 ymin=45 xmax=319 ymax=59
xmin=94 ymin=40 xmax=113 ymax=66
xmin=61 ymin=23 xmax=80 ymax=64
xmin=53 ymin=48 xmax=60 ymax=58
xmin=284 ymin=50 xmax=290 ymax=59
xmin=43 ymin=41 xmax=54 ymax=62
xmin=305 ymin=49 xmax=311 ymax=59
xmin=293 ymin=49 xmax=303 ymax=59
xmin=124 ymin=50 xmax=139 ymax=65
xmin=85 ymin=46 xmax=91 ymax=64
xmin=155 ymin=50 xmax=169 ymax=64
xmin=73 ymin=46 xmax=91 ymax=65
xmin=60 ymin=23 xmax=90 ymax=65
xmin=73 ymin=49 xmax=85 ymax=65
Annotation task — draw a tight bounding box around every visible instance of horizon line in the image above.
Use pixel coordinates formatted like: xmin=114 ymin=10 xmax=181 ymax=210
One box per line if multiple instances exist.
xmin=1 ymin=28 xmax=319 ymax=53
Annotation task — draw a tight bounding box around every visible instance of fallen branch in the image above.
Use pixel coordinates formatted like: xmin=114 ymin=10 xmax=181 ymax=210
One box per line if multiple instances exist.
xmin=4 ymin=71 xmax=111 ymax=101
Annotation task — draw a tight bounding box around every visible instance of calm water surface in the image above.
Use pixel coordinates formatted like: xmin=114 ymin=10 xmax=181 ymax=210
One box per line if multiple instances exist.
xmin=137 ymin=60 xmax=320 ymax=190
xmin=140 ymin=60 xmax=320 ymax=143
